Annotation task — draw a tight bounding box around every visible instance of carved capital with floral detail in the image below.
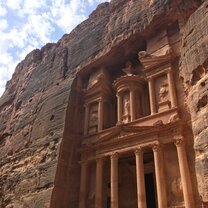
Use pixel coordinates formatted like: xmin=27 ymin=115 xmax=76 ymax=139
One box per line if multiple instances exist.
xmin=96 ymin=157 xmax=104 ymax=163
xmin=110 ymin=152 xmax=119 ymax=160
xmin=98 ymin=98 xmax=104 ymax=103
xmin=146 ymin=76 xmax=154 ymax=82
xmin=166 ymin=67 xmax=173 ymax=73
xmin=174 ymin=136 xmax=184 ymax=147
xmin=152 ymin=143 xmax=161 ymax=152
xmin=81 ymin=160 xmax=90 ymax=167
xmin=135 ymin=147 xmax=143 ymax=155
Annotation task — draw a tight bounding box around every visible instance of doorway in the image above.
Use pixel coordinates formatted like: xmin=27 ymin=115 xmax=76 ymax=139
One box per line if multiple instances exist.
xmin=145 ymin=173 xmax=157 ymax=208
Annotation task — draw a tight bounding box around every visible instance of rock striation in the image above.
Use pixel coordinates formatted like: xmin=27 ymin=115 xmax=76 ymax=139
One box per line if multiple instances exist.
xmin=0 ymin=0 xmax=207 ymax=208
xmin=180 ymin=2 xmax=208 ymax=206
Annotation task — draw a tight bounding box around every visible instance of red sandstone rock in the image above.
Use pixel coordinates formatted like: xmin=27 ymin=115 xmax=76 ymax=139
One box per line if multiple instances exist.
xmin=0 ymin=0 xmax=207 ymax=208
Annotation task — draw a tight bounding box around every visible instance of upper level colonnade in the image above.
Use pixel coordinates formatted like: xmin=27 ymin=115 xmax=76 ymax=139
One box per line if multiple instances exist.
xmin=82 ymin=50 xmax=178 ymax=136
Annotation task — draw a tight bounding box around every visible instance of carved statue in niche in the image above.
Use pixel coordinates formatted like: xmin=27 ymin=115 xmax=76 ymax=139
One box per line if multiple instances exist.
xmin=124 ymin=98 xmax=130 ymax=116
xmin=159 ymin=82 xmax=169 ymax=102
xmin=171 ymin=177 xmax=183 ymax=204
xmin=122 ymin=61 xmax=134 ymax=76
xmin=122 ymin=93 xmax=130 ymax=123
xmin=89 ymin=112 xmax=98 ymax=126
xmin=88 ymin=104 xmax=98 ymax=134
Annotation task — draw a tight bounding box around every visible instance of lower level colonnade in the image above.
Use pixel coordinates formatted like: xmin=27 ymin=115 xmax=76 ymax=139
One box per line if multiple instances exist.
xmin=79 ymin=137 xmax=194 ymax=208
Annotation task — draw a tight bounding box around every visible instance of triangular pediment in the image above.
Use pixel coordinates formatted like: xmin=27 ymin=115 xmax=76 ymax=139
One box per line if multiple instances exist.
xmin=98 ymin=125 xmax=156 ymax=142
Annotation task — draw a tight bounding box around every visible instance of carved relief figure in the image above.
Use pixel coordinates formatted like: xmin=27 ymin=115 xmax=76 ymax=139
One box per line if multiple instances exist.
xmin=171 ymin=177 xmax=183 ymax=204
xmin=89 ymin=111 xmax=98 ymax=127
xmin=123 ymin=95 xmax=130 ymax=116
xmin=88 ymin=104 xmax=98 ymax=134
xmin=158 ymin=82 xmax=169 ymax=102
xmin=122 ymin=93 xmax=130 ymax=123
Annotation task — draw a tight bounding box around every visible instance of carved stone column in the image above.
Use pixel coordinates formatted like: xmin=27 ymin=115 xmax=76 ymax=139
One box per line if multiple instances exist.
xmin=167 ymin=69 xmax=177 ymax=108
xmin=79 ymin=162 xmax=89 ymax=208
xmin=135 ymin=148 xmax=147 ymax=208
xmin=95 ymin=158 xmax=104 ymax=208
xmin=98 ymin=99 xmax=104 ymax=132
xmin=84 ymin=104 xmax=90 ymax=136
xmin=152 ymin=144 xmax=167 ymax=208
xmin=130 ymin=88 xmax=136 ymax=121
xmin=117 ymin=94 xmax=122 ymax=123
xmin=174 ymin=137 xmax=194 ymax=207
xmin=111 ymin=152 xmax=119 ymax=208
xmin=147 ymin=77 xmax=156 ymax=114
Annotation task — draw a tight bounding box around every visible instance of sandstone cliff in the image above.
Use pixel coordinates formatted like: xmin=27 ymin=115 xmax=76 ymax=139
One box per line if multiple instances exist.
xmin=0 ymin=0 xmax=206 ymax=208
xmin=180 ymin=2 xmax=208 ymax=206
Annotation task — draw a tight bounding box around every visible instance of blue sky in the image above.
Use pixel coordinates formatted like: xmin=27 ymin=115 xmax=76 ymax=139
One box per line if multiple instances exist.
xmin=0 ymin=0 xmax=110 ymax=96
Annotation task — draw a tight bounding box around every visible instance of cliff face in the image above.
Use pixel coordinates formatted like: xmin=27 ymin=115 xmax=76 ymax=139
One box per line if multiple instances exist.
xmin=180 ymin=2 xmax=208 ymax=206
xmin=0 ymin=0 xmax=206 ymax=208
xmin=0 ymin=43 xmax=74 ymax=207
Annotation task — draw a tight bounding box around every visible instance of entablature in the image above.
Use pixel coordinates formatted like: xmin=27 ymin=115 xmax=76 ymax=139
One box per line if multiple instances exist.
xmin=78 ymin=120 xmax=183 ymax=159
xmin=80 ymin=113 xmax=183 ymax=154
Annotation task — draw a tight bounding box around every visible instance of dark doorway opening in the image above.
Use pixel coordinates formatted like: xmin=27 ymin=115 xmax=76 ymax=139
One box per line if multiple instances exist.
xmin=107 ymin=196 xmax=110 ymax=208
xmin=145 ymin=173 xmax=157 ymax=208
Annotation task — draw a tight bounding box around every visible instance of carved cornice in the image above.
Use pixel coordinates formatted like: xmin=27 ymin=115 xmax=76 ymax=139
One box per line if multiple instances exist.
xmin=113 ymin=75 xmax=145 ymax=90
xmin=98 ymin=125 xmax=154 ymax=142
xmin=97 ymin=120 xmax=182 ymax=143
xmin=79 ymin=118 xmax=183 ymax=154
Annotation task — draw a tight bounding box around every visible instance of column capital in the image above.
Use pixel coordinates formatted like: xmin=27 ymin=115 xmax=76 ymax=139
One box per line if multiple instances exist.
xmin=80 ymin=160 xmax=90 ymax=166
xmin=116 ymin=94 xmax=120 ymax=99
xmin=166 ymin=67 xmax=173 ymax=73
xmin=96 ymin=157 xmax=104 ymax=163
xmin=98 ymin=98 xmax=105 ymax=103
xmin=146 ymin=76 xmax=154 ymax=82
xmin=135 ymin=147 xmax=143 ymax=155
xmin=84 ymin=103 xmax=90 ymax=108
xmin=129 ymin=86 xmax=137 ymax=92
xmin=152 ymin=143 xmax=161 ymax=152
xmin=174 ymin=136 xmax=184 ymax=147
xmin=110 ymin=152 xmax=119 ymax=160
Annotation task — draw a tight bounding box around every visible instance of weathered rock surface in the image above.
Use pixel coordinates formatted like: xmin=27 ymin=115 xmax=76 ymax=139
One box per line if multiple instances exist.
xmin=0 ymin=0 xmax=206 ymax=207
xmin=180 ymin=1 xmax=208 ymax=206
xmin=0 ymin=43 xmax=74 ymax=208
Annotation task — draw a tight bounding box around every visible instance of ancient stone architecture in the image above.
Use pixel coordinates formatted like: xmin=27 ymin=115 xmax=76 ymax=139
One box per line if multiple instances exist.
xmin=0 ymin=0 xmax=208 ymax=208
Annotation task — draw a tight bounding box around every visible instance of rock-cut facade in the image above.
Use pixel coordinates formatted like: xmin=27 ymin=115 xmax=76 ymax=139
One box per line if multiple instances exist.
xmin=0 ymin=0 xmax=208 ymax=208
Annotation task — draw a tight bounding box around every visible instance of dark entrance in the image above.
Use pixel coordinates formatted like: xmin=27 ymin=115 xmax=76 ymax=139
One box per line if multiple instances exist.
xmin=145 ymin=173 xmax=157 ymax=208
